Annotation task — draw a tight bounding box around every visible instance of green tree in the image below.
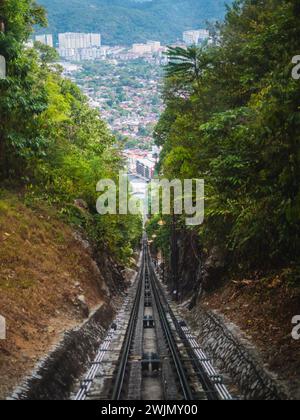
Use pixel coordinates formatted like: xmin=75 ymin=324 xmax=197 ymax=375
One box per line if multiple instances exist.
xmin=0 ymin=0 xmax=48 ymax=180
xmin=154 ymin=0 xmax=300 ymax=274
xmin=0 ymin=0 xmax=142 ymax=264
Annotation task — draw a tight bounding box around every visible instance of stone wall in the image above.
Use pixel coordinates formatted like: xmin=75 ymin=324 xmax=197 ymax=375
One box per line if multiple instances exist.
xmin=191 ymin=309 xmax=288 ymax=400
xmin=10 ymin=303 xmax=115 ymax=400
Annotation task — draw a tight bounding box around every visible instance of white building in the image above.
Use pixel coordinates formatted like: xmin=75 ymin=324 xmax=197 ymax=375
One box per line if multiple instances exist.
xmin=131 ymin=41 xmax=161 ymax=55
xmin=35 ymin=34 xmax=53 ymax=48
xmin=58 ymin=47 xmax=107 ymax=61
xmin=183 ymin=29 xmax=209 ymax=45
xmin=58 ymin=33 xmax=101 ymax=49
xmin=57 ymin=33 xmax=103 ymax=61
xmin=132 ymin=43 xmax=153 ymax=55
xmin=90 ymin=33 xmax=102 ymax=47
xmin=147 ymin=41 xmax=161 ymax=53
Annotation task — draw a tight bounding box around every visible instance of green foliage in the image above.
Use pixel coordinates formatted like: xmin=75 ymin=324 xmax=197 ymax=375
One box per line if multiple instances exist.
xmin=165 ymin=46 xmax=209 ymax=88
xmin=0 ymin=1 xmax=48 ymax=179
xmin=34 ymin=41 xmax=59 ymax=63
xmin=0 ymin=0 xmax=142 ymax=264
xmin=155 ymin=0 xmax=300 ymax=271
xmin=146 ymin=215 xmax=172 ymax=258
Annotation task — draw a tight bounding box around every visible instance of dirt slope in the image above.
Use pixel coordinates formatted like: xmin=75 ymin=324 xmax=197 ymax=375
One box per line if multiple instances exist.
xmin=0 ymin=191 xmax=119 ymax=399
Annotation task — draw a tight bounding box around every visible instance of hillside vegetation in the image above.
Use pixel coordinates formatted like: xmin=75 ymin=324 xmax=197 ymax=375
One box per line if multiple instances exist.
xmin=37 ymin=0 xmax=231 ymax=45
xmin=0 ymin=0 xmax=142 ymax=398
xmin=0 ymin=0 xmax=142 ymax=265
xmin=151 ymin=0 xmax=300 ymax=276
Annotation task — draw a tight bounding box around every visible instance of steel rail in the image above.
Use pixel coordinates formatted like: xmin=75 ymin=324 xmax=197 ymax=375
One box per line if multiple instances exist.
xmin=181 ymin=327 xmax=232 ymax=400
xmin=76 ymin=238 xmax=232 ymax=401
xmin=111 ymin=244 xmax=146 ymax=400
xmin=146 ymin=249 xmax=194 ymax=401
xmin=148 ymin=255 xmax=232 ymax=401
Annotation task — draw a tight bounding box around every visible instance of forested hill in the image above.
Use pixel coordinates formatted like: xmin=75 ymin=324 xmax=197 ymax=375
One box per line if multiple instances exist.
xmin=37 ymin=0 xmax=231 ymax=45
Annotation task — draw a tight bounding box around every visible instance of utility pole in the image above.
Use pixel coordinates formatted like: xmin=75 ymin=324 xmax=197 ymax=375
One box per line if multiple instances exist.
xmin=171 ymin=210 xmax=179 ymax=301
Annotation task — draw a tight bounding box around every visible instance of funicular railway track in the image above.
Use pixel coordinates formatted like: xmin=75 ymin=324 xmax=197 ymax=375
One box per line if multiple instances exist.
xmin=75 ymin=238 xmax=232 ymax=401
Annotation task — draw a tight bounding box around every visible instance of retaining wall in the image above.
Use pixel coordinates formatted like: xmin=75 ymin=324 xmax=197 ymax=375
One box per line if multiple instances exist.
xmin=191 ymin=309 xmax=288 ymax=400
xmin=10 ymin=303 xmax=114 ymax=400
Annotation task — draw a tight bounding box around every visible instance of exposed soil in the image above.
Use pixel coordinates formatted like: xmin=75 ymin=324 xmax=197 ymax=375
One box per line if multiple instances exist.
xmin=0 ymin=192 xmax=114 ymax=399
xmin=201 ymin=273 xmax=300 ymax=398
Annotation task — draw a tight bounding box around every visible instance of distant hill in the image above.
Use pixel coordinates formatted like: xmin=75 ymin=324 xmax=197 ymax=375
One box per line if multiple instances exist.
xmin=37 ymin=0 xmax=232 ymax=45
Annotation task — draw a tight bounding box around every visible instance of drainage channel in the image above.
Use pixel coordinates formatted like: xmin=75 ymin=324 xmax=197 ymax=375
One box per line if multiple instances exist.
xmin=73 ymin=276 xmax=140 ymax=401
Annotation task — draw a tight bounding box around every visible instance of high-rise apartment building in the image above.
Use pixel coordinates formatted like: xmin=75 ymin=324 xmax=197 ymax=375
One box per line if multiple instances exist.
xmin=90 ymin=33 xmax=102 ymax=47
xmin=35 ymin=34 xmax=53 ymax=48
xmin=183 ymin=29 xmax=209 ymax=45
xmin=58 ymin=33 xmax=101 ymax=50
xmin=57 ymin=33 xmax=102 ymax=61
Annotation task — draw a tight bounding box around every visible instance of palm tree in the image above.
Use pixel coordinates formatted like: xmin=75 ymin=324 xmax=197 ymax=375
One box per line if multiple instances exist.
xmin=165 ymin=46 xmax=205 ymax=88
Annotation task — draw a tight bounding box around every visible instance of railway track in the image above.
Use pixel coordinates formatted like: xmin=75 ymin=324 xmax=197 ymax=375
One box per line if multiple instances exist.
xmin=75 ymin=238 xmax=232 ymax=401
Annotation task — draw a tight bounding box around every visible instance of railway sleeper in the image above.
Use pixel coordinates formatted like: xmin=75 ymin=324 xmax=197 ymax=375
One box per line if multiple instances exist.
xmin=143 ymin=316 xmax=155 ymax=328
xmin=145 ymin=298 xmax=152 ymax=307
xmin=142 ymin=352 xmax=161 ymax=372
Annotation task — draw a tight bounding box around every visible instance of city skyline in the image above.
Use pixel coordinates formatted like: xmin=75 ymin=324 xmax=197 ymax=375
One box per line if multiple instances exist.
xmin=34 ymin=28 xmax=211 ymax=62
